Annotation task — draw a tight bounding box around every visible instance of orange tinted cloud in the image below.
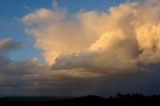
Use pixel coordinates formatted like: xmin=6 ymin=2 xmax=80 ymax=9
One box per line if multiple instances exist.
xmin=23 ymin=0 xmax=160 ymax=75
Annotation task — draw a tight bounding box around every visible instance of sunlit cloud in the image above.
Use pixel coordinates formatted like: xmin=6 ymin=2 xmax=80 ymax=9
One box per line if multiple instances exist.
xmin=23 ymin=0 xmax=160 ymax=75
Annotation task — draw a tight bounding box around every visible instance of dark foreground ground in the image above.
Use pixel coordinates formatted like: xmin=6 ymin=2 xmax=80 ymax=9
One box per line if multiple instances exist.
xmin=0 ymin=94 xmax=160 ymax=106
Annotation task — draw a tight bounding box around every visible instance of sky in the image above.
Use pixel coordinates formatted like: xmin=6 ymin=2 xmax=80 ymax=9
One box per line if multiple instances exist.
xmin=0 ymin=0 xmax=127 ymax=63
xmin=1 ymin=0 xmax=160 ymax=97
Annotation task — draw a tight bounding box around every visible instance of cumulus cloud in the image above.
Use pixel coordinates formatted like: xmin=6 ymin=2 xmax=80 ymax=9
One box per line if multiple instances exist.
xmin=23 ymin=0 xmax=160 ymax=75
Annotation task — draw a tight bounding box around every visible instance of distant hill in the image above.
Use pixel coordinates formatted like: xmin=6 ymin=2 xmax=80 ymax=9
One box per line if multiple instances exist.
xmin=0 ymin=94 xmax=160 ymax=106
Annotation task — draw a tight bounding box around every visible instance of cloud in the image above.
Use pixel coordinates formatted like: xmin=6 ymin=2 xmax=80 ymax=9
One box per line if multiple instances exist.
xmin=0 ymin=38 xmax=23 ymax=68
xmin=23 ymin=0 xmax=160 ymax=75
xmin=0 ymin=39 xmax=23 ymax=56
xmin=1 ymin=0 xmax=160 ymax=96
xmin=0 ymin=39 xmax=101 ymax=96
xmin=23 ymin=5 xmax=32 ymax=11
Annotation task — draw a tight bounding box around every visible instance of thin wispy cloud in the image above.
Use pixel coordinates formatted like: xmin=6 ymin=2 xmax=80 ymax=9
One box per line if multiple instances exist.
xmin=23 ymin=5 xmax=33 ymax=11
